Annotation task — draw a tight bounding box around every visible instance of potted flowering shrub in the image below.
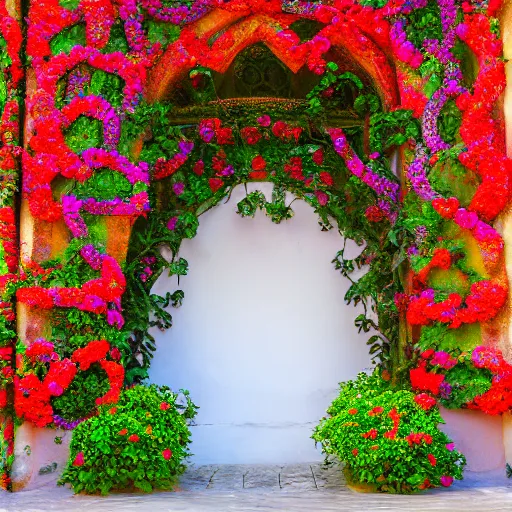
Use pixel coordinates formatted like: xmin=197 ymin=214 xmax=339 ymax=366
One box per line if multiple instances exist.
xmin=313 ymin=372 xmax=466 ymax=493
xmin=59 ymin=384 xmax=197 ymax=495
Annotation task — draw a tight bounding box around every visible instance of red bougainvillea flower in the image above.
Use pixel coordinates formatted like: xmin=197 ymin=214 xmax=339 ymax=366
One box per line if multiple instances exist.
xmin=414 ymin=393 xmax=437 ymax=411
xmin=118 ymin=429 xmax=128 ymax=436
xmin=162 ymin=448 xmax=173 ymax=460
xmin=362 ymin=428 xmax=378 ymax=440
xmin=428 ymin=454 xmax=437 ymax=466
xmin=72 ymin=452 xmax=84 ymax=467
xmin=410 ymin=364 xmax=445 ymax=395
xmin=352 ymin=448 xmax=358 ymax=456
xmin=432 ymin=197 xmax=460 ymax=219
xmin=418 ymin=479 xmax=431 ymax=490
xmin=128 ymin=434 xmax=140 ymax=443
xmin=0 ymin=389 xmax=7 ymax=408
xmin=368 ymin=406 xmax=384 ymax=416
xmin=160 ymin=402 xmax=170 ymax=410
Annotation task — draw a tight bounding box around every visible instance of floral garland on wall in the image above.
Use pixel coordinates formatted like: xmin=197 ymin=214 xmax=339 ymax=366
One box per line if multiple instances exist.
xmin=0 ymin=0 xmax=22 ymax=490
xmin=0 ymin=0 xmax=510 ymax=492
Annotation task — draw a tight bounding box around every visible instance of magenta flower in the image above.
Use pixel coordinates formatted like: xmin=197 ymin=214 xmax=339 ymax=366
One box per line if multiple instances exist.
xmin=173 ymin=182 xmax=185 ymax=195
xmin=107 ymin=309 xmax=125 ymax=329
xmin=257 ymin=115 xmax=271 ymax=127
xmin=167 ymin=216 xmax=178 ymax=230
xmin=440 ymin=475 xmax=454 ymax=487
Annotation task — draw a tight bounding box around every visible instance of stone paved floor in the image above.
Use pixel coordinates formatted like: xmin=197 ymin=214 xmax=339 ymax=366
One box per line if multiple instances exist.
xmin=2 ymin=463 xmax=512 ymax=511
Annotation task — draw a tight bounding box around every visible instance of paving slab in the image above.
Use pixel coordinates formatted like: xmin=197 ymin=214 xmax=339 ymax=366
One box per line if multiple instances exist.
xmin=243 ymin=465 xmax=281 ymax=490
xmin=279 ymin=463 xmax=318 ymax=491
xmin=3 ymin=464 xmax=512 ymax=512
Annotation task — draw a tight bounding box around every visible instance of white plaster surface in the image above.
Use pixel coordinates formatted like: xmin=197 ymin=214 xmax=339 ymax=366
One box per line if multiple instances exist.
xmin=440 ymin=408 xmax=505 ymax=472
xmin=149 ymin=183 xmax=371 ymax=465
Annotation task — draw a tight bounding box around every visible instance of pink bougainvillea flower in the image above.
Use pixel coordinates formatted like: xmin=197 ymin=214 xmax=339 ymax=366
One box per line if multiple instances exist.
xmin=162 ymin=448 xmax=172 ymax=460
xmin=72 ymin=452 xmax=84 ymax=467
xmin=446 ymin=443 xmax=455 ymax=451
xmin=440 ymin=475 xmax=454 ymax=487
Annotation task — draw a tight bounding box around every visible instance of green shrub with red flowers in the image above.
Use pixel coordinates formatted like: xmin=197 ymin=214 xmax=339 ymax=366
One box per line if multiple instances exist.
xmin=58 ymin=384 xmax=198 ymax=495
xmin=313 ymin=372 xmax=466 ymax=493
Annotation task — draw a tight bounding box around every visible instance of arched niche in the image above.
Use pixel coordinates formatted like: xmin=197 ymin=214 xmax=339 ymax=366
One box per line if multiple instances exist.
xmin=148 ymin=183 xmax=372 ymax=464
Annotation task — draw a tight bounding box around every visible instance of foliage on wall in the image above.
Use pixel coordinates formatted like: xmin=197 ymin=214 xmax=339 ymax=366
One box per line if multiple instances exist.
xmin=0 ymin=0 xmax=511 ymax=493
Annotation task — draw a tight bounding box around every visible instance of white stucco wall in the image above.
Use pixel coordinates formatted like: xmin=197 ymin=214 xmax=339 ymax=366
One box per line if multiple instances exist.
xmin=149 ymin=183 xmax=372 ymax=464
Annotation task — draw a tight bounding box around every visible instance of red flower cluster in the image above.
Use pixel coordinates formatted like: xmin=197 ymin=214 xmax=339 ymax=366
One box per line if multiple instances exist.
xmin=410 ymin=364 xmax=445 ymax=395
xmin=15 ymin=340 xmax=124 ymax=427
xmin=405 ymin=432 xmax=433 ymax=446
xmin=406 ymin=280 xmax=507 ymax=329
xmin=414 ymin=393 xmax=437 ymax=411
xmin=383 ymin=408 xmax=400 ymax=440
xmin=0 ymin=207 xmax=17 ymax=273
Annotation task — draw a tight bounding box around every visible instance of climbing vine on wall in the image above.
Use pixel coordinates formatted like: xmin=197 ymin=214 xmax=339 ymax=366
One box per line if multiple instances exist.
xmin=0 ymin=0 xmax=511 ymax=492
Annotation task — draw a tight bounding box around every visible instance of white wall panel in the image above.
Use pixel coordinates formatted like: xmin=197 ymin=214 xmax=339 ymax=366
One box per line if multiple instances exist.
xmin=149 ymin=183 xmax=371 ymax=464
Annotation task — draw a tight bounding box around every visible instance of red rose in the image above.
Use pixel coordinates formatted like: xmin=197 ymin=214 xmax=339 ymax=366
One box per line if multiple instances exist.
xmin=312 ymin=149 xmax=324 ymax=165
xmin=160 ymin=402 xmax=170 ymax=411
xmin=251 ymin=156 xmax=266 ymax=171
xmin=216 ymin=127 xmax=234 ymax=145
xmin=249 ymin=171 xmax=268 ymax=180
xmin=365 ymin=205 xmax=385 ymax=223
xmin=193 ymin=160 xmax=205 ymax=175
xmin=209 ymin=178 xmax=224 ymax=193
xmin=241 ymin=127 xmax=262 ymax=145
xmin=110 ymin=347 xmax=121 ymax=361
xmin=319 ymin=172 xmax=333 ymax=186
xmin=162 ymin=448 xmax=172 ymax=460
xmin=128 ymin=434 xmax=139 ymax=443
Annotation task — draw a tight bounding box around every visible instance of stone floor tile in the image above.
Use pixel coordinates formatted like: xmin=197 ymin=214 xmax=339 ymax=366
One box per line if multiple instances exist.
xmin=279 ymin=463 xmax=318 ymax=491
xmin=310 ymin=462 xmax=346 ymax=490
xmin=243 ymin=465 xmax=281 ymax=490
